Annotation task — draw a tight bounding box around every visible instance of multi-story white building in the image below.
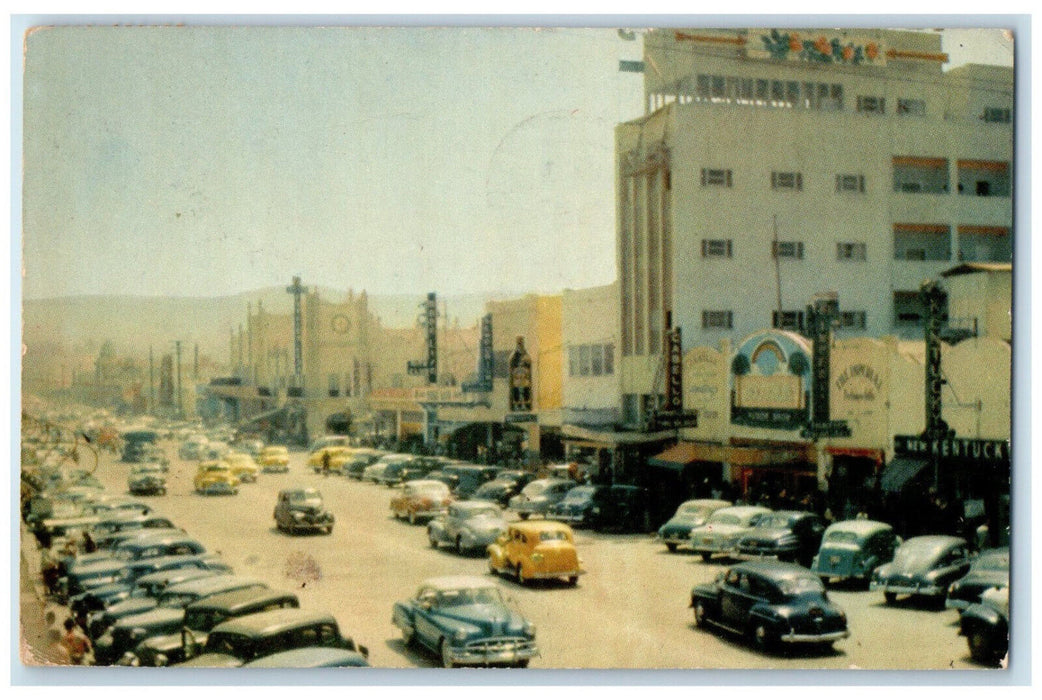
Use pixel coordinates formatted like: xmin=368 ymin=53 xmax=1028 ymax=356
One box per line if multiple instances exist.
xmin=615 ymin=28 xmax=1013 ymax=426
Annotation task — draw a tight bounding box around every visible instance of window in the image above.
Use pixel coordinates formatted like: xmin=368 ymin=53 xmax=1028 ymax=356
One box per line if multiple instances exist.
xmin=701 ymin=239 xmax=733 ymax=258
xmin=957 ymin=160 xmax=1010 ymax=197
xmin=772 ymin=241 xmax=804 ymax=259
xmin=771 ymin=171 xmax=803 ymax=191
xmin=893 ymin=223 xmax=951 ymax=261
xmin=894 ymin=291 xmax=928 ymax=327
xmin=591 ymin=344 xmax=603 ymax=375
xmin=897 ymin=98 xmax=926 ymax=116
xmin=958 ymin=225 xmax=1012 ymax=263
xmin=603 ymin=344 xmax=614 ymax=375
xmin=856 ymin=95 xmax=886 ymax=114
xmin=568 ymin=343 xmax=615 ymax=377
xmin=982 ymin=107 xmax=1011 ymax=123
xmin=701 ymin=168 xmax=733 ymax=187
xmin=892 ymin=156 xmax=949 ymax=194
xmin=838 ymin=311 xmax=867 ymax=330
xmin=328 ymin=374 xmax=340 ymax=397
xmin=568 ymin=346 xmax=578 ymax=377
xmin=579 ymin=345 xmax=591 ymax=376
xmin=772 ymin=310 xmax=805 ymax=331
xmin=837 ymin=242 xmax=867 ymax=261
xmin=702 ymin=311 xmax=734 ymax=329
xmin=835 ymin=174 xmax=866 ymax=193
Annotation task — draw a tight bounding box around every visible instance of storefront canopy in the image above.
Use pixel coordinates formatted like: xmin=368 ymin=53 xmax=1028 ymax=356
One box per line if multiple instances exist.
xmin=880 ymin=458 xmax=929 ymax=493
xmin=648 ymin=442 xmax=727 ymax=472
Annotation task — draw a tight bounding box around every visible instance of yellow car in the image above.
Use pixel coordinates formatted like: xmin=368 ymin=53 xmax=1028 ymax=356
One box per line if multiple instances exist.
xmin=224 ymin=452 xmax=260 ymax=483
xmin=308 ymin=446 xmax=354 ymax=474
xmin=258 ymin=445 xmax=290 ymax=473
xmin=487 ymin=521 xmax=584 ymax=586
xmin=194 ymin=461 xmax=240 ymax=495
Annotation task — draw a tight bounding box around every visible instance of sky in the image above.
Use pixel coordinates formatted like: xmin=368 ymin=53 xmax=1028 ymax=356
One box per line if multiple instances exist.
xmin=18 ymin=22 xmax=1015 ymax=301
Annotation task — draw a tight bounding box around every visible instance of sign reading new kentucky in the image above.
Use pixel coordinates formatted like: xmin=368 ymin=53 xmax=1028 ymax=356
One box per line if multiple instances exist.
xmin=730 ymin=330 xmax=811 ymax=430
xmin=894 ymin=435 xmax=1010 ymax=464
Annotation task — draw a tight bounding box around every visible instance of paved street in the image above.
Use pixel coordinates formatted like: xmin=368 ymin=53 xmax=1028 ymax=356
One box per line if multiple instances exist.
xmin=25 ymin=441 xmax=991 ymax=671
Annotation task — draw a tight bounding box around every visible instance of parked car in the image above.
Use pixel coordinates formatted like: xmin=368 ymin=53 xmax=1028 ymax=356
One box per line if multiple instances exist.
xmin=273 ymin=488 xmax=335 ymax=535
xmin=193 ymin=461 xmax=239 ymax=495
xmin=175 ymin=609 xmax=367 ymax=668
xmin=390 ymin=480 xmax=453 ymax=525
xmin=343 ymin=449 xmax=386 ymax=480
xmin=112 ymin=533 xmax=206 ymax=562
xmin=75 ymin=562 xmax=224 ymax=625
xmin=241 ymin=647 xmax=370 ymax=668
xmin=688 ymin=505 xmax=772 ymax=562
xmin=258 ymin=445 xmax=290 ymax=473
xmin=126 ymin=588 xmax=300 ymax=667
xmin=392 ymin=575 xmax=538 ymax=668
xmin=811 ymin=519 xmax=900 ymax=585
xmin=690 ymin=560 xmax=850 ymax=652
xmin=121 ymin=430 xmax=158 ymax=463
xmin=179 ymin=436 xmax=208 ymax=461
xmin=734 ymin=510 xmax=827 ymax=567
xmin=959 ymin=585 xmax=1009 ymax=666
xmin=945 ymin=547 xmax=1009 ymax=611
xmin=471 ymin=470 xmax=537 ymax=507
xmin=224 ymin=452 xmax=260 ymax=483
xmin=657 ymin=499 xmax=733 ymax=553
xmin=308 ymin=446 xmax=354 ymax=474
xmin=378 ymin=456 xmax=422 ymax=486
xmin=508 ymin=478 xmax=575 ymax=520
xmin=127 ymin=463 xmax=167 ymax=496
xmin=93 ymin=575 xmax=268 ymax=664
xmin=488 ymin=520 xmax=584 ymax=586
xmin=362 ymin=454 xmax=412 ymax=483
xmin=428 ymin=501 xmax=508 ymax=554
xmin=870 ymin=535 xmax=973 ymax=606
xmin=81 ymin=496 xmax=153 ymax=519
xmin=307 ymin=435 xmax=352 ymax=454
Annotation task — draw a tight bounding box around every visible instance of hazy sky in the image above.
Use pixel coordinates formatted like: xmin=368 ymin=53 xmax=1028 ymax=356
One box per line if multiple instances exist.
xmin=19 ymin=24 xmax=1014 ymax=301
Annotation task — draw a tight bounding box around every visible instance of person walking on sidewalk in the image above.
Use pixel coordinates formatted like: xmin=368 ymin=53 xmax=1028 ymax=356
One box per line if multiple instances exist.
xmin=60 ymin=617 xmax=92 ymax=665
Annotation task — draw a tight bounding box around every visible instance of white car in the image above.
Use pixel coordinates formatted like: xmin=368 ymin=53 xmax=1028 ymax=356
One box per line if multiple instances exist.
xmin=362 ymin=455 xmax=412 ymax=483
xmin=688 ymin=505 xmax=772 ymax=562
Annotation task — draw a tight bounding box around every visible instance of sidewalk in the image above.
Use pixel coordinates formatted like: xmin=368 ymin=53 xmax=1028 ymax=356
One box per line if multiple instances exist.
xmin=18 ymin=525 xmax=74 ymax=667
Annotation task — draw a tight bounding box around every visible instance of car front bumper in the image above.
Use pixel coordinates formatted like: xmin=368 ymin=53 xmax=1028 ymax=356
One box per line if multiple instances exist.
xmin=447 ymin=638 xmax=539 ymax=666
xmin=780 ymin=628 xmax=850 ymax=644
xmin=870 ymin=581 xmax=944 ymax=596
xmin=198 ymin=483 xmax=237 ymax=494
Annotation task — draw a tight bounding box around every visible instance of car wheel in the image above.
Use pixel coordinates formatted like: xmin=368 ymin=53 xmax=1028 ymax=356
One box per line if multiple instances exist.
xmin=518 ymin=513 xmax=529 ymax=520
xmin=883 ymin=591 xmax=898 ymax=605
xmin=968 ymin=627 xmax=1000 ymax=666
xmin=693 ymin=600 xmax=708 ymax=627
xmin=439 ymin=639 xmax=455 ymax=669
xmin=428 ymin=531 xmax=439 ymax=548
xmin=515 ymin=564 xmax=525 ymax=585
xmin=700 ymin=553 xmax=712 ymax=563
xmin=751 ymin=622 xmax=775 ymax=651
xmin=665 ymin=543 xmax=678 ymax=553
xmin=401 ymin=626 xmax=415 ymax=647
xmin=514 ymin=659 xmax=530 ymax=668
xmin=324 ymin=526 xmax=333 ymax=535
xmin=409 ymin=511 xmax=417 ymax=525
xmin=455 ymin=536 xmax=463 ymax=554
xmin=567 ymin=575 xmax=578 ymax=587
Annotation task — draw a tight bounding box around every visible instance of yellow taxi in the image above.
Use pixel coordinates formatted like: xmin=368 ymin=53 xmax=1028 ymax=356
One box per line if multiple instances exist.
xmin=307 ymin=446 xmax=354 ymax=474
xmin=223 ymin=451 xmax=261 ymax=483
xmin=258 ymin=445 xmax=290 ymax=473
xmin=487 ymin=521 xmax=584 ymax=586
xmin=193 ymin=461 xmax=240 ymax=495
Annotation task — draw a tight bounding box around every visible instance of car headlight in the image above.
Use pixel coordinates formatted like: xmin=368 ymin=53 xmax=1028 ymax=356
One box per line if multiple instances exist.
xmin=154 ymin=653 xmax=168 ymax=667
xmin=453 ymin=629 xmax=468 ymax=643
xmin=119 ymin=652 xmax=140 ymax=666
xmin=292 ymin=512 xmax=305 ymax=519
xmin=531 ymin=553 xmax=544 ymax=563
xmin=524 ymin=622 xmax=537 ymax=637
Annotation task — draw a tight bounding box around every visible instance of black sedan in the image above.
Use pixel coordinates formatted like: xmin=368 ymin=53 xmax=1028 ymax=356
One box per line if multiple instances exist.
xmin=945 ymin=547 xmax=1009 ymax=611
xmin=870 ymin=535 xmax=973 ymax=606
xmin=690 ymin=560 xmax=849 ymax=652
xmin=471 ymin=470 xmax=537 ymax=508
xmin=734 ymin=510 xmax=826 ymax=567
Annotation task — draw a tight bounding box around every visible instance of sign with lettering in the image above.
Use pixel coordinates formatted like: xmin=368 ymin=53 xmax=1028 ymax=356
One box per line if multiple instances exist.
xmin=835 ymin=363 xmax=883 ymax=401
xmin=730 ymin=330 xmax=812 ymax=430
xmin=894 ymin=435 xmax=1010 ymax=464
xmin=665 ymin=327 xmax=683 ymax=412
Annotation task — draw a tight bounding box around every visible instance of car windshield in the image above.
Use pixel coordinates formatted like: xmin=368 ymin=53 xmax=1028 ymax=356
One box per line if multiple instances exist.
xmin=205 ymin=632 xmax=253 ymax=659
xmin=538 ymin=530 xmax=569 ymax=542
xmin=892 ymin=541 xmax=948 ymax=568
xmin=824 ymin=530 xmax=860 ymax=544
xmin=288 ymin=490 xmax=321 ymax=503
xmin=132 ymin=465 xmax=162 ymax=475
xmin=778 ymin=575 xmax=825 ymax=596
xmin=183 ymin=609 xmax=227 ymax=632
xmin=677 ymin=503 xmax=713 ymax=518
xmin=467 ymin=507 xmax=501 ymax=520
xmin=159 ymin=591 xmax=198 ymax=608
xmin=706 ymin=512 xmax=742 ymax=527
xmin=435 ymin=586 xmax=504 ymax=607
xmin=522 ymin=482 xmax=548 ymax=497
xmin=755 ymin=514 xmax=797 ymax=529
xmin=409 ymin=483 xmax=449 ymax=497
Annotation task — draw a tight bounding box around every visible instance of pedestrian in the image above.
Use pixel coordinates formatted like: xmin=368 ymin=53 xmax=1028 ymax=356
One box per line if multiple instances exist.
xmin=60 ymin=617 xmax=92 ymax=665
xmin=40 ymin=547 xmax=60 ymax=596
xmin=82 ymin=531 xmax=97 ymax=554
xmin=322 ymin=450 xmax=331 ymax=477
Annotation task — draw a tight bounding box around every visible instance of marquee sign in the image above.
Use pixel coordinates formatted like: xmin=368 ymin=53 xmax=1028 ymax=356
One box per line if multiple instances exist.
xmin=894 ymin=435 xmax=1010 ymax=464
xmin=730 ymin=331 xmax=810 ymax=430
xmin=665 ymin=327 xmax=683 ymax=412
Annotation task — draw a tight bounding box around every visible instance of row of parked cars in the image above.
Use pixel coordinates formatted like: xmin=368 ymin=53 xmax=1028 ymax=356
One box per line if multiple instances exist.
xmin=655 ymin=498 xmax=1010 ymax=663
xmin=25 ymin=462 xmax=370 ymax=668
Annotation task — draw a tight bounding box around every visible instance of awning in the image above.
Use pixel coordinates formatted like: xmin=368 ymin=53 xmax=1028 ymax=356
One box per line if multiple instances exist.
xmin=880 ymin=458 xmax=929 ymax=493
xmin=649 ymin=442 xmax=727 ymax=471
xmin=239 ymin=406 xmax=287 ymax=427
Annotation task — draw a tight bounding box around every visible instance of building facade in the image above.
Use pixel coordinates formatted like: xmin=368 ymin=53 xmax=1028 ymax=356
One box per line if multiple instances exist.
xmin=615 ymin=28 xmax=1013 ymax=429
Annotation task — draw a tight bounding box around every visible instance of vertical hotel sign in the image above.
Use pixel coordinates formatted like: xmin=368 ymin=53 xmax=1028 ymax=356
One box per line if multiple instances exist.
xmin=508 ymin=336 xmax=533 ymax=413
xmin=665 ymin=327 xmax=683 ymax=412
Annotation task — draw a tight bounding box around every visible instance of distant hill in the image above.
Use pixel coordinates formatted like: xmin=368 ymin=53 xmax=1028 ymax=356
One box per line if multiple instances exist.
xmin=20 ymin=287 xmax=518 ymax=362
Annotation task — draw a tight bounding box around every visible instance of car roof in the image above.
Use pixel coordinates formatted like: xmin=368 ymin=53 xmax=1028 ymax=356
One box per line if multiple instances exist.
xmin=187 ymin=587 xmax=297 ymax=613
xmin=119 ymin=533 xmax=200 ymax=549
xmin=279 ymin=488 xmax=321 ymax=497
xmin=824 ymin=519 xmax=894 ymax=536
xmin=528 ymin=478 xmax=574 ymax=487
xmin=900 ymin=535 xmax=968 ymax=550
xmin=164 ymin=574 xmax=263 ymax=596
xmin=508 ymin=520 xmax=574 ymax=535
xmin=241 ymin=647 xmax=368 ymax=668
xmin=208 ymin=608 xmax=337 ymax=637
xmin=730 ymin=560 xmax=819 ymax=580
xmin=451 ymin=500 xmax=501 ymax=512
xmin=716 ymin=505 xmax=772 ymax=516
xmin=404 ymin=479 xmax=448 ymax=489
xmin=679 ymin=499 xmax=732 ymax=508
xmin=419 ymin=575 xmax=497 ymax=591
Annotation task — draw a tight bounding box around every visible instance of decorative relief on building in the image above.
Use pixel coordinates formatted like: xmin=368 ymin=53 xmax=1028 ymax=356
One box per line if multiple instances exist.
xmin=751 ymin=29 xmax=885 ymax=66
xmin=730 ymin=331 xmax=811 ymax=429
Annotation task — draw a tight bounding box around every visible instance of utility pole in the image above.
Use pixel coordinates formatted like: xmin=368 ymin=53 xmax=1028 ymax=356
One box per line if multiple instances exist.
xmin=148 ymin=345 xmax=155 ymax=415
xmin=175 ymin=341 xmax=183 ymax=419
